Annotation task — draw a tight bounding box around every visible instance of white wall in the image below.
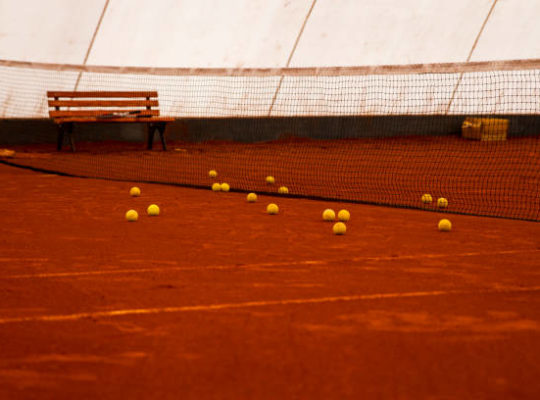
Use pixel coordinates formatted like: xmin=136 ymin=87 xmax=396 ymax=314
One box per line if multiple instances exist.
xmin=1 ymin=0 xmax=539 ymax=67
xmin=291 ymin=0 xmax=495 ymax=67
xmin=471 ymin=1 xmax=540 ymax=61
xmin=0 ymin=0 xmax=106 ymax=64
xmin=87 ymin=0 xmax=312 ymax=68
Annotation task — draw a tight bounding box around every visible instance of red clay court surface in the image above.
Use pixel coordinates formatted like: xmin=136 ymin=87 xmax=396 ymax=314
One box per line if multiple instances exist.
xmin=0 ymin=162 xmax=539 ymax=399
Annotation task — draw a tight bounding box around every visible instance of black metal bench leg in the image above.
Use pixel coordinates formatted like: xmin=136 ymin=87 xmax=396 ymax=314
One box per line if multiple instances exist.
xmin=147 ymin=124 xmax=155 ymax=150
xmin=57 ymin=124 xmax=65 ymax=151
xmin=67 ymin=123 xmax=75 ymax=152
xmin=159 ymin=123 xmax=167 ymax=151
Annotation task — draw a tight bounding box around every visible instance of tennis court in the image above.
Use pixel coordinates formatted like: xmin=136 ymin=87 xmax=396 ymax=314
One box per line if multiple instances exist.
xmin=1 ymin=150 xmax=539 ymax=398
xmin=1 ymin=4 xmax=540 ymax=397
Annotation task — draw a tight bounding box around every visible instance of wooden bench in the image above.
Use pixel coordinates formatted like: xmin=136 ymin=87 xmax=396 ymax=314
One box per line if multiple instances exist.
xmin=47 ymin=91 xmax=174 ymax=151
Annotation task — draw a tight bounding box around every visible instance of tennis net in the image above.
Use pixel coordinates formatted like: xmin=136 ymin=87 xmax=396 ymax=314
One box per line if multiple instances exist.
xmin=0 ymin=59 xmax=539 ymax=221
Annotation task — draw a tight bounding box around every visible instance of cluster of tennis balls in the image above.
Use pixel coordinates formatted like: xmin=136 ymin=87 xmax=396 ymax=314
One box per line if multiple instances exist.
xmin=259 ymin=203 xmax=351 ymax=235
xmin=322 ymin=208 xmax=350 ymax=235
xmin=421 ymin=194 xmax=448 ymax=209
xmin=209 ymin=170 xmax=231 ymax=192
xmin=259 ymin=203 xmax=350 ymax=235
xmin=209 ymin=171 xmax=289 ymax=196
xmin=265 ymin=175 xmax=289 ymax=194
xmin=210 ymin=171 xmax=346 ymax=235
xmin=247 ymin=175 xmax=287 ymax=213
xmin=127 ymin=171 xmax=451 ymax=236
xmin=125 ymin=186 xmax=160 ymax=222
xmin=422 ymin=193 xmax=452 ymax=232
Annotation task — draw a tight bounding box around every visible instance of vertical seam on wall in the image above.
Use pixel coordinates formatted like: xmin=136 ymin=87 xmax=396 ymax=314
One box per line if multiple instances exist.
xmin=74 ymin=0 xmax=111 ymax=90
xmin=268 ymin=0 xmax=318 ymax=116
xmin=445 ymin=0 xmax=499 ymax=114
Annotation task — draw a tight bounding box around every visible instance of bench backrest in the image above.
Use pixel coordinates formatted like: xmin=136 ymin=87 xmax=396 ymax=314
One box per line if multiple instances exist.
xmin=47 ymin=91 xmax=161 ymax=120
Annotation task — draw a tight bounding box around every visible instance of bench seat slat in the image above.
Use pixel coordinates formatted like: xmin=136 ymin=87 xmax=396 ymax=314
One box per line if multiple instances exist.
xmin=47 ymin=91 xmax=158 ymax=98
xmin=54 ymin=117 xmax=175 ymax=123
xmin=49 ymin=100 xmax=159 ymax=107
xmin=50 ymin=110 xmax=160 ymax=117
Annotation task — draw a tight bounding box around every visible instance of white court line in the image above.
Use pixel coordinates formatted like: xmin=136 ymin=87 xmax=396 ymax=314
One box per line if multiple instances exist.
xmin=3 ymin=249 xmax=538 ymax=280
xmin=0 ymin=285 xmax=539 ymax=325
xmin=0 ymin=257 xmax=49 ymax=262
xmin=351 ymin=249 xmax=540 ymax=263
xmin=3 ymin=260 xmax=324 ymax=279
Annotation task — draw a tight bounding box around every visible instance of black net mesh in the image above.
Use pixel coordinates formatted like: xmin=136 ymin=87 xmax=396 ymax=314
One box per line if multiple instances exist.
xmin=1 ymin=59 xmax=539 ymax=221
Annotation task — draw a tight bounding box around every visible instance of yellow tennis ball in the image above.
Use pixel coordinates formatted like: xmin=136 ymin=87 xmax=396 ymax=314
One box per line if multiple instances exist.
xmin=247 ymin=193 xmax=257 ymax=202
xmin=125 ymin=209 xmax=138 ymax=222
xmin=438 ymin=219 xmax=452 ymax=232
xmin=266 ymin=176 xmax=275 ymax=184
xmin=129 ymin=187 xmax=141 ymax=197
xmin=421 ymin=193 xmax=432 ymax=204
xmin=211 ymin=183 xmax=221 ymax=191
xmin=267 ymin=203 xmax=279 ymax=215
xmin=147 ymin=204 xmax=160 ymax=216
xmin=333 ymin=222 xmax=346 ymax=235
xmin=220 ymin=183 xmax=230 ymax=192
xmin=278 ymin=186 xmax=289 ymax=194
xmin=209 ymin=170 xmax=217 ymax=178
xmin=437 ymin=197 xmax=448 ymax=208
xmin=337 ymin=209 xmax=350 ymax=222
xmin=322 ymin=208 xmax=336 ymax=221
